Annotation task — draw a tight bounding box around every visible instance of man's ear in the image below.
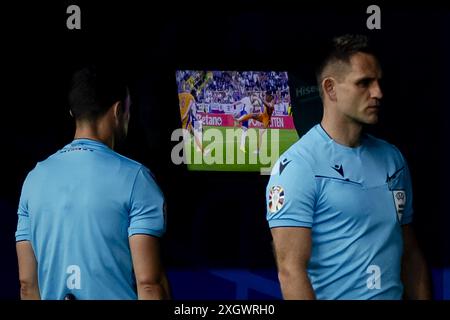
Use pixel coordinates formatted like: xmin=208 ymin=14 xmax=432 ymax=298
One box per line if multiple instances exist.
xmin=112 ymin=101 xmax=122 ymax=120
xmin=322 ymin=78 xmax=337 ymax=102
xmin=69 ymin=109 xmax=74 ymax=118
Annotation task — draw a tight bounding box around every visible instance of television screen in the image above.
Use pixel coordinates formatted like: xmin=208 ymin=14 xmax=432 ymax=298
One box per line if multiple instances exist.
xmin=174 ymin=70 xmax=299 ymax=173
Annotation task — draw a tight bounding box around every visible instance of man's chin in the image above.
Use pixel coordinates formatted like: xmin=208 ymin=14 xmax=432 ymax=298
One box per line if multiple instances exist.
xmin=366 ymin=117 xmax=379 ymax=125
xmin=362 ymin=112 xmax=379 ymax=125
xmin=357 ymin=118 xmax=378 ymax=126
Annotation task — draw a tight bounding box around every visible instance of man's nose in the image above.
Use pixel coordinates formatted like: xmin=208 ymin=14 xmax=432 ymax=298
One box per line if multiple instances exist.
xmin=371 ymin=81 xmax=383 ymax=100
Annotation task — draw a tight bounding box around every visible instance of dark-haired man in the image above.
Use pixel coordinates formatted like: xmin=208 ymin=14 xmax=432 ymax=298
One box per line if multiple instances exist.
xmin=15 ymin=66 xmax=170 ymax=300
xmin=267 ymin=35 xmax=431 ymax=299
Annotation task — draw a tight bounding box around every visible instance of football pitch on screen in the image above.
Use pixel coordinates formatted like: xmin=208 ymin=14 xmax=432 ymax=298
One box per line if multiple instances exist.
xmin=186 ymin=126 xmax=299 ymax=172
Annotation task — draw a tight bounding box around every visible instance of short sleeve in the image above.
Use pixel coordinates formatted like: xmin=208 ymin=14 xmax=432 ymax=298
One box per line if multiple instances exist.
xmin=266 ymin=154 xmax=316 ymax=228
xmin=398 ymin=158 xmax=414 ymax=225
xmin=388 ymin=147 xmax=414 ymax=225
xmin=15 ymin=174 xmax=32 ymax=242
xmin=128 ymin=167 xmax=166 ymax=238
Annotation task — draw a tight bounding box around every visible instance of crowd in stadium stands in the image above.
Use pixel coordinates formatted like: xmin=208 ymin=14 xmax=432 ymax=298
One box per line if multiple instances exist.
xmin=177 ymin=71 xmax=290 ymax=104
xmin=176 ymin=71 xmax=292 ymax=116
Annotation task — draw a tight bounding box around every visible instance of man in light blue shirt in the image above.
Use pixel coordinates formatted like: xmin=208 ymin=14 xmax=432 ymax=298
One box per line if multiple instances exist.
xmin=16 ymin=65 xmax=169 ymax=300
xmin=267 ymin=35 xmax=431 ymax=299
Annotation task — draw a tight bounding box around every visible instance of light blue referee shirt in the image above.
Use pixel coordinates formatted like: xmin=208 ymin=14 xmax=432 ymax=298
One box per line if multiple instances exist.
xmin=267 ymin=124 xmax=413 ymax=299
xmin=16 ymin=138 xmax=165 ymax=299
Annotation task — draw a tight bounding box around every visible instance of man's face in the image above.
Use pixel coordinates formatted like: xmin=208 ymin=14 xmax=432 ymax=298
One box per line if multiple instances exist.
xmin=335 ymin=52 xmax=383 ymax=125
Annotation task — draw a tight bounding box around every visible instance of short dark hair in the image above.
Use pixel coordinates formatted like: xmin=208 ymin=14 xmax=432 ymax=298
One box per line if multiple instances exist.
xmin=68 ymin=65 xmax=128 ymax=121
xmin=316 ymin=34 xmax=376 ymax=97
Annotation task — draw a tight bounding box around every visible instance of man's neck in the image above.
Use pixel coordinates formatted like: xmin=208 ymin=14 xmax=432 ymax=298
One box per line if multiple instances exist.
xmin=320 ymin=115 xmax=363 ymax=148
xmin=73 ymin=122 xmax=114 ymax=149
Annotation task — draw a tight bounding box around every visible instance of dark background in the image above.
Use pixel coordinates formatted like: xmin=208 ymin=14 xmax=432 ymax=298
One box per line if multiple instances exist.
xmin=1 ymin=1 xmax=449 ymax=299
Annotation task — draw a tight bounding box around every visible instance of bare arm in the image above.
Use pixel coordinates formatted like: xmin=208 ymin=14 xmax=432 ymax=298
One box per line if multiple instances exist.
xmin=401 ymin=224 xmax=432 ymax=299
xmin=271 ymin=227 xmax=315 ymax=299
xmin=129 ymin=234 xmax=170 ymax=300
xmin=16 ymin=241 xmax=40 ymax=300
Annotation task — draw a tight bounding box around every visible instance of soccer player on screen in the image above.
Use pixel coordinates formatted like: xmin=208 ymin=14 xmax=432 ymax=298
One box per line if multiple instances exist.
xmin=178 ymin=89 xmax=206 ymax=154
xmin=236 ymin=91 xmax=274 ymax=154
xmin=15 ymin=65 xmax=170 ymax=300
xmin=231 ymin=94 xmax=259 ymax=153
xmin=266 ymin=35 xmax=431 ymax=299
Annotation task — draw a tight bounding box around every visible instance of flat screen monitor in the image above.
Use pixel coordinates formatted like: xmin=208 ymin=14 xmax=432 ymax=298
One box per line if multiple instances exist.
xmin=175 ymin=70 xmax=299 ymax=173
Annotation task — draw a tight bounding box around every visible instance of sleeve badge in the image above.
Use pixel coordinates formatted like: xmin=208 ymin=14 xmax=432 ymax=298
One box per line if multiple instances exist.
xmin=268 ymin=185 xmax=285 ymax=213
